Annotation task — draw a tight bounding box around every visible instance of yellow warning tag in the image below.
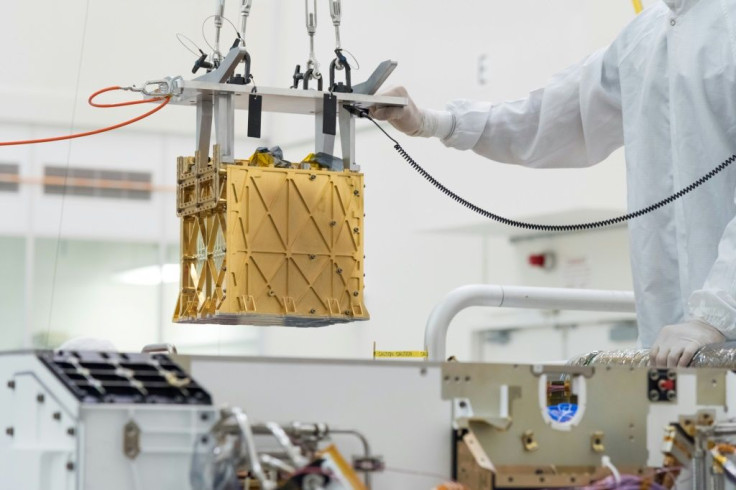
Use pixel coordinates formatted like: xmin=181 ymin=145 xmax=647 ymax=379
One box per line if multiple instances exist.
xmin=372 ymin=342 xmax=427 ymax=359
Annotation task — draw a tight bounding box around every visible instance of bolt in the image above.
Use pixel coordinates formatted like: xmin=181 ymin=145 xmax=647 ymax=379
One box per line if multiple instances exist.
xmin=353 ymin=190 xmax=360 ymax=196
xmin=330 ymin=221 xmax=337 ymax=227
xmin=336 ymin=268 xmax=343 ymax=274
xmin=649 ymin=390 xmax=660 ymax=401
xmin=6 ymin=380 xmax=14 ymax=390
xmin=66 ymin=462 xmax=75 ymax=471
xmin=353 ymin=228 xmax=360 ymax=233
xmin=199 ymin=412 xmax=210 ymax=422
xmin=268 ymin=290 xmax=275 ymax=297
xmin=310 ymin=309 xmax=316 ymax=314
xmin=309 ymin=254 xmax=316 ymax=260
xmin=67 ymin=427 xmax=76 ymax=436
xmin=459 ymin=401 xmax=467 ymax=409
xmin=353 ymin=291 xmax=359 ymax=297
xmin=53 ymin=412 xmax=61 ymax=421
xmin=5 ymin=427 xmax=13 ymax=437
xmin=309 ymin=175 xmax=316 ymax=181
xmin=667 ymin=390 xmax=677 ymax=401
xmin=37 ymin=394 xmax=45 ymax=403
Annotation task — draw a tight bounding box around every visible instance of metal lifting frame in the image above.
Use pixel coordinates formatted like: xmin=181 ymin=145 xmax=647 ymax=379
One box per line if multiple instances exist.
xmin=423 ymin=284 xmax=637 ymax=361
xmin=164 ymin=0 xmax=404 ymax=169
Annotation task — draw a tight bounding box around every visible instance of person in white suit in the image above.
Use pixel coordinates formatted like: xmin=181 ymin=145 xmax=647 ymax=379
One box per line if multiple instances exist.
xmin=374 ymin=0 xmax=736 ymax=367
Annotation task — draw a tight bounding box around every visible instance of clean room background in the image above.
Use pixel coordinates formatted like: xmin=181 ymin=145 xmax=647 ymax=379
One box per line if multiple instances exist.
xmin=0 ymin=0 xmax=654 ymax=361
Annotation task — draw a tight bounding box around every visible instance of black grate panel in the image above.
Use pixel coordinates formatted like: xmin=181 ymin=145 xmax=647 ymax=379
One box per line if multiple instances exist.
xmin=38 ymin=350 xmax=212 ymax=405
xmin=43 ymin=166 xmax=152 ymax=200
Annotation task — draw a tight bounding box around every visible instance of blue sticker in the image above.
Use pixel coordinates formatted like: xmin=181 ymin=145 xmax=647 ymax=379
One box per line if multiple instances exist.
xmin=547 ymin=403 xmax=578 ymax=423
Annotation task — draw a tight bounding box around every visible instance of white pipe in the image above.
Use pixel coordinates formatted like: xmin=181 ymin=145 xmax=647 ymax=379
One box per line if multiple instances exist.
xmin=424 ymin=285 xmax=636 ymax=361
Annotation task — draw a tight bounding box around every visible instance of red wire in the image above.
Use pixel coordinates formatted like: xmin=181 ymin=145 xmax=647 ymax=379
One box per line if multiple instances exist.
xmin=0 ymin=86 xmax=170 ymax=146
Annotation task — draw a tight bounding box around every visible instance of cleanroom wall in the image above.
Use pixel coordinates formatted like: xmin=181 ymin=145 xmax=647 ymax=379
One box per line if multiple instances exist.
xmin=0 ymin=0 xmax=643 ymax=360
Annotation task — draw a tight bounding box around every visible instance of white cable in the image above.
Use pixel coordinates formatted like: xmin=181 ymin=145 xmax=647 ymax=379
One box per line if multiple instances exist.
xmin=176 ymin=33 xmax=203 ymax=57
xmin=201 ymin=15 xmax=241 ymax=57
xmin=601 ymin=455 xmax=621 ymax=486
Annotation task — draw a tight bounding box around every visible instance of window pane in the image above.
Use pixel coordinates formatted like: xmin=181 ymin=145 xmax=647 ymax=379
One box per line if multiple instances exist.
xmin=0 ymin=237 xmax=25 ymax=349
xmin=32 ymin=239 xmax=159 ymax=351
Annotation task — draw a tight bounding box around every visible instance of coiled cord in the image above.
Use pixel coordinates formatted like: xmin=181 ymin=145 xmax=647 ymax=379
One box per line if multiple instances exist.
xmin=362 ymin=113 xmax=736 ymax=232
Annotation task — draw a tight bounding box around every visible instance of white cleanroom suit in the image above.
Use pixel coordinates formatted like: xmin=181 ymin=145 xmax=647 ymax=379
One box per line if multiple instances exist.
xmin=374 ymin=0 xmax=736 ymax=366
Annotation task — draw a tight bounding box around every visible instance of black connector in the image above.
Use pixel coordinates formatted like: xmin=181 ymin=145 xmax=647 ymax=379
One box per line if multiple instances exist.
xmin=343 ymin=104 xmax=369 ymax=118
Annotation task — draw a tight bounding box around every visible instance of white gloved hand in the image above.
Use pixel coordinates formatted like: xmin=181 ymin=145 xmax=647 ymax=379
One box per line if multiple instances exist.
xmin=370 ymin=86 xmax=454 ymax=139
xmin=371 ymin=86 xmax=423 ymax=135
xmin=649 ymin=319 xmax=725 ymax=368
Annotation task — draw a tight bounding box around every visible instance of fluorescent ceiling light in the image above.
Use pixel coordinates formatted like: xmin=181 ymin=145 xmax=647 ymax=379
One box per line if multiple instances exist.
xmin=114 ymin=263 xmax=179 ymax=285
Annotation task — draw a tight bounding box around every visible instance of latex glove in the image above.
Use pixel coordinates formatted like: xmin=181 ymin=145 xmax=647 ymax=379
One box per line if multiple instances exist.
xmin=370 ymin=86 xmax=424 ymax=136
xmin=649 ymin=319 xmax=725 ymax=368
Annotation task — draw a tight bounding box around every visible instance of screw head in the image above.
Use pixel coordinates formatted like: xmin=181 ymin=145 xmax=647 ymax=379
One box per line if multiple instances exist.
xmin=67 ymin=427 xmax=76 ymax=436
xmin=309 ymin=175 xmax=316 ymax=181
xmin=53 ymin=412 xmax=62 ymax=421
xmin=6 ymin=380 xmax=15 ymax=390
xmin=330 ymin=221 xmax=337 ymax=227
xmin=353 ymin=291 xmax=359 ymax=297
xmin=36 ymin=394 xmax=45 ymax=403
xmin=310 ymin=309 xmax=316 ymax=314
xmin=5 ymin=427 xmax=14 ymax=437
xmin=336 ymin=268 xmax=343 ymax=274
xmin=66 ymin=462 xmax=75 ymax=471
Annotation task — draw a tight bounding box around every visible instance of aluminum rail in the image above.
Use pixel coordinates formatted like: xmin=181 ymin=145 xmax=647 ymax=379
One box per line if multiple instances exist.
xmin=424 ymin=285 xmax=636 ymax=361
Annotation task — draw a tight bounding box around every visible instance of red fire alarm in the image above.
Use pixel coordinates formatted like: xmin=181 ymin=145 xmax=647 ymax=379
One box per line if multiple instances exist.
xmin=528 ymin=252 xmax=556 ymax=270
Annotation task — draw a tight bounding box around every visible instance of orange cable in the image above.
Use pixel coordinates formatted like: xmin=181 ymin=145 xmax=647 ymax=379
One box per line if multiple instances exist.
xmin=0 ymin=86 xmax=170 ymax=146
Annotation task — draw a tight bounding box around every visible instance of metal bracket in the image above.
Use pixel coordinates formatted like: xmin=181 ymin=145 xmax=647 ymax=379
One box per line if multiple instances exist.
xmin=215 ymin=93 xmax=235 ymax=163
xmin=339 ymin=105 xmax=357 ymax=170
xmin=194 ymin=46 xmax=249 ymax=84
xmin=352 ymin=60 xmax=398 ymax=95
xmin=196 ymin=97 xmax=214 ymax=164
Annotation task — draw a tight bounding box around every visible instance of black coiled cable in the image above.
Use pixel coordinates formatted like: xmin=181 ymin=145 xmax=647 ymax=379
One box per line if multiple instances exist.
xmin=361 ymin=112 xmax=736 ymax=232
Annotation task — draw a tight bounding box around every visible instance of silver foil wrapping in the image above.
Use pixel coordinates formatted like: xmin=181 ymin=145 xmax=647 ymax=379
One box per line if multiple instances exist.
xmin=568 ymin=341 xmax=736 ymax=368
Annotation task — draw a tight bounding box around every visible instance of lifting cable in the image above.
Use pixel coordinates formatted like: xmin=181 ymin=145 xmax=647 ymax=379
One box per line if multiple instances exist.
xmin=358 ymin=110 xmax=736 ymax=232
xmin=0 ymin=86 xmax=170 ymax=147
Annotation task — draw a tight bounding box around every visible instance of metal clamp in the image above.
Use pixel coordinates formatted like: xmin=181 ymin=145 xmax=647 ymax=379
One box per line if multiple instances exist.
xmin=240 ymin=0 xmax=253 ymax=42
xmin=329 ymin=0 xmax=342 ymax=50
xmin=305 ymin=0 xmax=321 ymax=80
xmin=123 ymin=78 xmax=179 ymax=97
xmin=329 ymin=49 xmax=352 ymax=93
